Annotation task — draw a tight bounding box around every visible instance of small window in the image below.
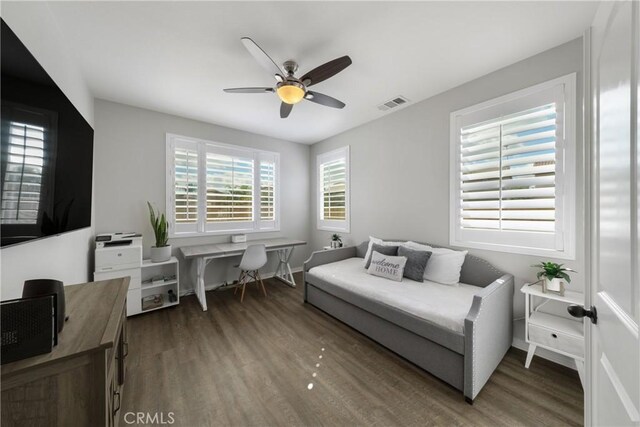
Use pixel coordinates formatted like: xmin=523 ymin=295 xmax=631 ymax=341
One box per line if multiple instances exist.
xmin=317 ymin=146 xmax=350 ymax=232
xmin=166 ymin=134 xmax=279 ymax=236
xmin=450 ymin=74 xmax=576 ymax=259
xmin=1 ymin=121 xmax=46 ymax=225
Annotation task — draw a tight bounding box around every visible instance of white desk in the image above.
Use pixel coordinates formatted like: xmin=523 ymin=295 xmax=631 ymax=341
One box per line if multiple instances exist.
xmin=180 ymin=238 xmax=307 ymax=311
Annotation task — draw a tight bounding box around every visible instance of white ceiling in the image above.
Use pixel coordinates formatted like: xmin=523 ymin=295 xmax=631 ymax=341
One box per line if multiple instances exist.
xmin=47 ymin=1 xmax=598 ymax=144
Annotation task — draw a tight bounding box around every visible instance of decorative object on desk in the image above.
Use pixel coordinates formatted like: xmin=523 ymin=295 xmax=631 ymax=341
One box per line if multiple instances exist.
xmin=531 ymin=261 xmax=575 ymax=296
xmin=330 ymin=233 xmax=343 ymax=249
xmin=147 ymin=201 xmax=171 ymax=263
xmin=142 ymin=294 xmax=164 ymax=311
xmin=168 ymin=289 xmax=177 ymax=303
xmin=231 ymin=234 xmax=247 ymax=243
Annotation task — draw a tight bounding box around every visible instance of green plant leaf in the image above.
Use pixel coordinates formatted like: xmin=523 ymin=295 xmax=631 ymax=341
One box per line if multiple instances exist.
xmin=147 ymin=201 xmax=170 ymax=247
xmin=559 ymin=272 xmax=571 ymax=283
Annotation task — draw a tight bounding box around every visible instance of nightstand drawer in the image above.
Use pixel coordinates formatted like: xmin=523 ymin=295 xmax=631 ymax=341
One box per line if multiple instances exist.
xmin=529 ymin=324 xmax=583 ymax=358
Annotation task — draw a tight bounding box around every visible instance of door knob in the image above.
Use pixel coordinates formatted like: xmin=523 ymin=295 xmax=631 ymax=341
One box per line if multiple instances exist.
xmin=568 ymin=305 xmax=597 ymax=324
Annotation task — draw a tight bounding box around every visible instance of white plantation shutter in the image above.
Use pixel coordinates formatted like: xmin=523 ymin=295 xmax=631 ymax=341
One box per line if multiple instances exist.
xmin=206 ymin=153 xmax=254 ymax=224
xmin=169 ymin=138 xmax=199 ymax=234
xmin=174 ymin=148 xmax=198 ymax=224
xmin=1 ymin=122 xmax=45 ymax=224
xmin=460 ymin=104 xmax=557 ymax=233
xmin=167 ymin=134 xmax=280 ymax=235
xmin=317 ymin=146 xmax=350 ymax=232
xmin=260 ymin=160 xmax=275 ymax=221
xmin=321 ymin=159 xmax=347 ymax=220
xmin=450 ymin=74 xmax=576 ymax=258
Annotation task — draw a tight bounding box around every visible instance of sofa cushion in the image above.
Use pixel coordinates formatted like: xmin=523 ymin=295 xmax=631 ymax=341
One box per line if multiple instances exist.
xmin=367 ymin=251 xmax=407 ymax=281
xmin=307 ymin=258 xmax=482 ymax=354
xmin=398 ymin=246 xmax=432 ymax=282
xmin=364 ymin=243 xmax=399 ymax=269
xmin=363 ymin=236 xmax=405 ymax=266
xmin=405 ymin=242 xmax=467 ymax=285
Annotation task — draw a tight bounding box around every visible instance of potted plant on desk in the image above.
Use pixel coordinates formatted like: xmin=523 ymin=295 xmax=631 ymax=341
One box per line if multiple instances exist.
xmin=531 ymin=261 xmax=575 ymax=296
xmin=147 ymin=201 xmax=171 ymax=263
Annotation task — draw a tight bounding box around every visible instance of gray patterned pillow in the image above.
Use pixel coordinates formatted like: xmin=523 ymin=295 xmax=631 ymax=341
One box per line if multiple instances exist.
xmin=367 ymin=251 xmax=407 ymax=282
xmin=364 ymin=243 xmax=399 ymax=269
xmin=398 ymin=246 xmax=432 ymax=282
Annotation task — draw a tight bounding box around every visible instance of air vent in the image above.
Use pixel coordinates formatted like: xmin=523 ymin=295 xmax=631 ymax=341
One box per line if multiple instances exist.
xmin=377 ymin=95 xmax=410 ymax=111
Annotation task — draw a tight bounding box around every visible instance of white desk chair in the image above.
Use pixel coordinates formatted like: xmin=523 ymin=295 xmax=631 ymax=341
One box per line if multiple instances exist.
xmin=234 ymin=244 xmax=268 ymax=302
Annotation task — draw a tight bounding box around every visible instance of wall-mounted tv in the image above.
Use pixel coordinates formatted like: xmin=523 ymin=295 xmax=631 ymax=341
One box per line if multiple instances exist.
xmin=1 ymin=20 xmax=93 ymax=248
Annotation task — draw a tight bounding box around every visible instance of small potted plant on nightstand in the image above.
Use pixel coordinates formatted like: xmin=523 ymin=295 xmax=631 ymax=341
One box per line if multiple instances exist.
xmin=331 ymin=233 xmax=343 ymax=249
xmin=147 ymin=201 xmax=171 ymax=263
xmin=531 ymin=261 xmax=575 ymax=296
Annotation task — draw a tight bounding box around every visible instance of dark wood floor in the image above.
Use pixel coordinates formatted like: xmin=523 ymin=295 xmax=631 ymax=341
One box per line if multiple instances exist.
xmin=121 ymin=273 xmax=583 ymax=426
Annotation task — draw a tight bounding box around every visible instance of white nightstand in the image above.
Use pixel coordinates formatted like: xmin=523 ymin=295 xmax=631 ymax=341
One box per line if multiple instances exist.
xmin=521 ymin=283 xmax=585 ymax=387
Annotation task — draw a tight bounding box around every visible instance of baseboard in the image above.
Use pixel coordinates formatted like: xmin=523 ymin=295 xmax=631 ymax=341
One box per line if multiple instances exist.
xmin=512 ymin=319 xmax=577 ymax=370
xmin=180 ymin=266 xmax=303 ymax=297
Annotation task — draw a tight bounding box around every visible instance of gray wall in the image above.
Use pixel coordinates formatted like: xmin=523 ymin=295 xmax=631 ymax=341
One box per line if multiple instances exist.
xmin=93 ymin=100 xmax=311 ymax=293
xmin=309 ymin=38 xmax=585 ymax=338
xmin=0 ymin=3 xmax=95 ymax=300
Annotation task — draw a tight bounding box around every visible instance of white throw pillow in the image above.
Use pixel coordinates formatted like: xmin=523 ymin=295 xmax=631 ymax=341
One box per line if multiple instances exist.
xmin=363 ymin=236 xmax=405 ymax=267
xmin=367 ymin=251 xmax=407 ymax=282
xmin=404 ymin=241 xmax=467 ymax=285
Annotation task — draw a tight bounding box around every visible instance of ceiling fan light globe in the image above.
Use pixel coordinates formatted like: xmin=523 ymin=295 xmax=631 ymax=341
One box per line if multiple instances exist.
xmin=277 ymin=84 xmax=305 ymax=104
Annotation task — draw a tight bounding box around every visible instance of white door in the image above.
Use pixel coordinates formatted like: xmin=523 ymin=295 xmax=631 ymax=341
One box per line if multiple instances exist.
xmin=586 ymin=1 xmax=639 ymax=425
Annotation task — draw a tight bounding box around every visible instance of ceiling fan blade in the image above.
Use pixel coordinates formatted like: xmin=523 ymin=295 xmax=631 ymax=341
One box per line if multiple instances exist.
xmin=241 ymin=37 xmax=284 ymax=80
xmin=300 ymin=55 xmax=352 ymax=87
xmin=305 ymin=91 xmax=345 ymax=109
xmin=280 ymin=102 xmax=293 ymax=118
xmin=223 ymin=87 xmax=274 ymax=93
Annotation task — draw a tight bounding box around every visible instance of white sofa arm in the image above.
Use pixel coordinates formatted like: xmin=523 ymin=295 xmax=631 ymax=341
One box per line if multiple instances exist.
xmin=303 ymin=247 xmax=357 ymax=302
xmin=463 ymin=274 xmax=514 ymax=402
xmin=303 ymin=247 xmax=357 ymax=272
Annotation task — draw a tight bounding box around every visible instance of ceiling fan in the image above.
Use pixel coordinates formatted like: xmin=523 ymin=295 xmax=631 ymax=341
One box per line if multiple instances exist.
xmin=223 ymin=37 xmax=352 ymax=118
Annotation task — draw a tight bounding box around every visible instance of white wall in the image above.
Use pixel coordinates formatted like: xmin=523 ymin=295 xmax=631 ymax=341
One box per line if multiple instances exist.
xmin=0 ymin=2 xmax=95 ymax=300
xmin=309 ymin=38 xmax=585 ymax=363
xmin=93 ymin=99 xmax=311 ymax=293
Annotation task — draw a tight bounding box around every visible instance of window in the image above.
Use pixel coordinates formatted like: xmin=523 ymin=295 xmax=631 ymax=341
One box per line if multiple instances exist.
xmin=166 ymin=134 xmax=279 ymax=236
xmin=450 ymin=74 xmax=576 ymax=259
xmin=1 ymin=121 xmax=45 ymax=224
xmin=317 ymin=146 xmax=350 ymax=232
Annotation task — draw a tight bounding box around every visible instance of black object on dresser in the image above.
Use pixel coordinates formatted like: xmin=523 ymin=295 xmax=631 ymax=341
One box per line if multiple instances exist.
xmin=23 ymin=279 xmax=66 ymax=334
xmin=0 ymin=295 xmax=56 ymax=364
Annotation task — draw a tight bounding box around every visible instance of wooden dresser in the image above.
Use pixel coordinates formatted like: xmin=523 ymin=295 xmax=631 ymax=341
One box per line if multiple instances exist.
xmin=1 ymin=278 xmax=129 ymax=427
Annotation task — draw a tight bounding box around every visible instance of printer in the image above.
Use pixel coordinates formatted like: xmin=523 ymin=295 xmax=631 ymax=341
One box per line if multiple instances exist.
xmin=94 ymin=232 xmax=142 ymax=272
xmin=95 ymin=232 xmax=142 ymax=248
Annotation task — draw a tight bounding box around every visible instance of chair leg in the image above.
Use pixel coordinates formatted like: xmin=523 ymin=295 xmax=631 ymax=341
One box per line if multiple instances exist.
xmin=234 ymin=271 xmax=245 ymax=295
xmin=240 ymin=279 xmax=247 ymax=303
xmin=257 ymin=270 xmax=267 ymax=297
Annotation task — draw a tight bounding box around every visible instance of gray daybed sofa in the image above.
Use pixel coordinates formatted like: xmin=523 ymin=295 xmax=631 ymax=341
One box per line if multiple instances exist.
xmin=303 ymin=241 xmax=514 ymax=403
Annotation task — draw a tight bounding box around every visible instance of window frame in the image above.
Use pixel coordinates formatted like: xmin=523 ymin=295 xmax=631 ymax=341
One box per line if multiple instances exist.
xmin=317 ymin=145 xmax=350 ymax=233
xmin=166 ymin=133 xmax=280 ymax=238
xmin=449 ymin=73 xmax=576 ymax=259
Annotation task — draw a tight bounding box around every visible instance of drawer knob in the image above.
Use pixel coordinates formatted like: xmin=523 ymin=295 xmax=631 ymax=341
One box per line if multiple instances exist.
xmin=551 ymin=333 xmax=558 ymax=338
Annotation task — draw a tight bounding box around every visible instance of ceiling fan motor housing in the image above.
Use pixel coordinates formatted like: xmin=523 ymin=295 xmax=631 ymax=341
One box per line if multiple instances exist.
xmin=282 ymin=60 xmax=299 ymax=75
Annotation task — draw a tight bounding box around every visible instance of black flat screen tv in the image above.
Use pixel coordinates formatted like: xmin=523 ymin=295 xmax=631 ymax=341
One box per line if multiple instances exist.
xmin=1 ymin=20 xmax=93 ymax=247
